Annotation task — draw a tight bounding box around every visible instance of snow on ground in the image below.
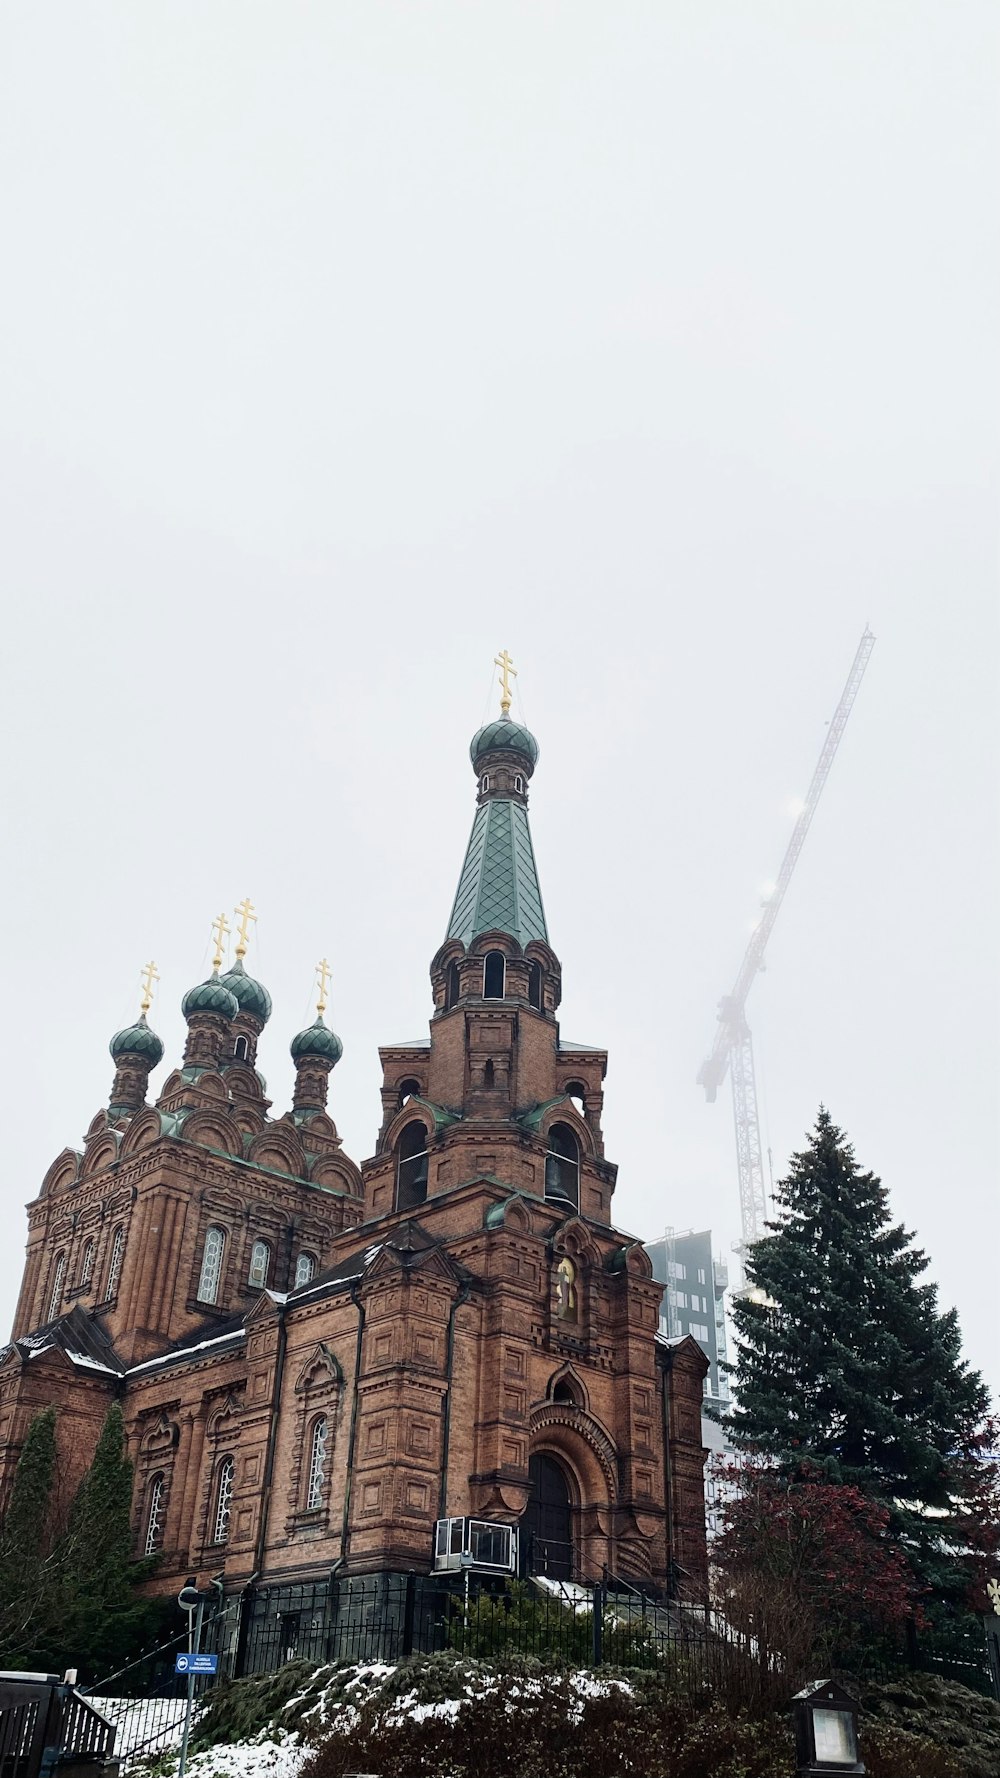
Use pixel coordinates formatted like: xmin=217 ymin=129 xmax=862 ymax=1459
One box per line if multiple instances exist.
xmin=175 ymin=1736 xmax=307 ymax=1778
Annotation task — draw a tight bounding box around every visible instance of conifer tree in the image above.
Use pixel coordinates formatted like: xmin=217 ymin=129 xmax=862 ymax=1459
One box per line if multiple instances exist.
xmin=0 ymin=1406 xmax=61 ymax=1665
xmin=725 ymin=1109 xmax=995 ymax=1629
xmin=54 ymin=1402 xmax=158 ymax=1674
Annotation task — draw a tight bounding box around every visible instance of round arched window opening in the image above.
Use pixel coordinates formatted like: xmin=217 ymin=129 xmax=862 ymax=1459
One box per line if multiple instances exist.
xmin=233 ymin=1034 xmax=250 ymax=1063
xmin=527 ymin=961 xmax=543 ymax=1010
xmin=397 ymin=1077 xmax=421 ymax=1108
xmin=481 ymin=773 xmax=490 ymax=793
xmin=396 ymin=1119 xmax=430 ymax=1211
xmin=514 ymin=774 xmax=524 ymax=793
xmin=483 ymin=951 xmax=505 ymax=999
xmin=446 ymin=961 xmax=461 ymax=1009
xmin=544 ymin=1124 xmax=580 ymax=1211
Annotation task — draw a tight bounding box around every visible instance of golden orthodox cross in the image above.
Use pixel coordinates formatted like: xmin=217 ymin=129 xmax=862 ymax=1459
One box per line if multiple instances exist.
xmin=210 ymin=911 xmax=230 ymax=971
xmin=139 ymin=960 xmax=160 ymax=1016
xmin=494 ymin=648 xmax=517 ymax=715
xmin=315 ymin=957 xmax=332 ymax=1016
xmin=234 ymin=897 xmax=257 ymax=959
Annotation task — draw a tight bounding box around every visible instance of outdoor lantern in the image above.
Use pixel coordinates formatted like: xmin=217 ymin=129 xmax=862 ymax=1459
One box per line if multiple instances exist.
xmin=791 ymin=1679 xmax=865 ymax=1776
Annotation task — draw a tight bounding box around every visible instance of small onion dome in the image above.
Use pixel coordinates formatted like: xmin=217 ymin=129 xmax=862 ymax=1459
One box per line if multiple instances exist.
xmin=218 ymin=957 xmax=273 ymax=1025
xmin=181 ymin=975 xmax=239 ymax=1021
xmin=290 ymin=1016 xmax=343 ymax=1066
xmin=109 ymin=1013 xmax=164 ymax=1067
xmin=470 ymin=717 xmax=540 ymax=772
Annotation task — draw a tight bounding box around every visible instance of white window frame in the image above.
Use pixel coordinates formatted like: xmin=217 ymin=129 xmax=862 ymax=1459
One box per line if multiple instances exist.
xmin=48 ymin=1253 xmax=67 ymax=1321
xmin=294 ymin=1252 xmax=316 ymax=1288
xmin=105 ymin=1226 xmax=126 ymax=1301
xmin=79 ymin=1239 xmax=95 ymax=1287
xmin=248 ymin=1239 xmax=270 ymax=1290
xmin=198 ymin=1227 xmax=226 ymax=1305
xmin=212 ymin=1457 xmax=234 ymax=1545
xmin=144 ymin=1475 xmax=164 ymax=1555
xmin=306 ymin=1417 xmax=328 ymax=1510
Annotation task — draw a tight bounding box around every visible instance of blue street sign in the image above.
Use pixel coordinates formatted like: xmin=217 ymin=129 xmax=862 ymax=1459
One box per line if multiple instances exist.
xmin=175 ymin=1652 xmax=218 ymax=1675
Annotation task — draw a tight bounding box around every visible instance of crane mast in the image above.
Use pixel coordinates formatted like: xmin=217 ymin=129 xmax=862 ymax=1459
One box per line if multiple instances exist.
xmin=699 ymin=627 xmax=876 ymax=1251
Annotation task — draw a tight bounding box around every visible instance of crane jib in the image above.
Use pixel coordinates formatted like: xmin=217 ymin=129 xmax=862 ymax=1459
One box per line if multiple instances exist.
xmin=697 ymin=627 xmax=875 ymax=1250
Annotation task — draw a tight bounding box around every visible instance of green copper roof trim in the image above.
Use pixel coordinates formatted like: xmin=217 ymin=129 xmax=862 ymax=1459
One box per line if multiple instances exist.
xmin=518 ymin=1096 xmax=571 ymax=1134
xmin=408 ymin=1096 xmax=460 ymax=1131
xmin=447 ymin=797 xmax=548 ymax=948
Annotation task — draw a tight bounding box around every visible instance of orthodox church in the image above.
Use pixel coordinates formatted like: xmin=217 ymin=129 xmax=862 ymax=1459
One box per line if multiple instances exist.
xmin=0 ymin=667 xmax=708 ymax=1667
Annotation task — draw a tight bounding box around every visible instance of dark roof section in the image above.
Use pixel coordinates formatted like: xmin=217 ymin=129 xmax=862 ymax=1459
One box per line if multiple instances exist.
xmin=0 ymin=1305 xmax=125 ymax=1377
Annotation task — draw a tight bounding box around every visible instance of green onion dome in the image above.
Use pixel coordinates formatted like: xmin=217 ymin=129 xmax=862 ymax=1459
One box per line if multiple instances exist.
xmin=290 ymin=1017 xmax=343 ymax=1065
xmin=218 ymin=957 xmax=272 ymax=1025
xmin=181 ymin=975 xmax=239 ymax=1021
xmin=470 ymin=717 xmax=540 ymax=772
xmin=109 ymin=1014 xmax=164 ymax=1067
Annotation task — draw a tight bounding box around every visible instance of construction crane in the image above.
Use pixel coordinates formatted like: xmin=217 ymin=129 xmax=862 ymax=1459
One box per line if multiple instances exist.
xmin=698 ymin=627 xmax=876 ymax=1254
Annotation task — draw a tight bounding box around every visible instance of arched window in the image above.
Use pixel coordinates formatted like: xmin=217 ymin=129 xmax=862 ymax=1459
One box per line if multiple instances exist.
xmin=483 ymin=951 xmax=505 ymax=999
xmin=48 ymin=1253 xmax=67 ymax=1321
xmin=397 ymin=1078 xmax=421 ymax=1108
xmin=481 ymin=773 xmax=490 ymax=793
xmin=212 ymin=1457 xmax=234 ymax=1545
xmin=446 ymin=961 xmax=461 ymax=1009
xmin=306 ymin=1417 xmax=328 ymax=1510
xmin=396 ymin=1120 xmax=429 ymax=1212
xmin=248 ymin=1240 xmax=270 ymax=1289
xmin=144 ymin=1474 xmax=165 ymax=1555
xmin=197 ymin=1227 xmax=226 ymax=1305
xmin=527 ymin=961 xmax=543 ymax=1010
xmin=233 ymin=1035 xmax=250 ymax=1063
xmin=514 ymin=774 xmax=524 ymax=793
xmin=544 ymin=1124 xmax=580 ymax=1211
xmin=79 ymin=1238 xmax=95 ymax=1288
xmin=104 ymin=1226 xmax=126 ymax=1301
xmin=564 ymin=1080 xmax=587 ymax=1115
xmin=483 ymin=1059 xmax=495 ymax=1089
xmin=294 ymin=1252 xmax=316 ymax=1289
xmin=552 ymin=1375 xmax=582 ymax=1405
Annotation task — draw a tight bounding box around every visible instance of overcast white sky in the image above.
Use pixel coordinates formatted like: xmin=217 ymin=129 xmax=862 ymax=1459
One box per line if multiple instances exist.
xmin=1 ymin=5 xmax=996 ymax=1397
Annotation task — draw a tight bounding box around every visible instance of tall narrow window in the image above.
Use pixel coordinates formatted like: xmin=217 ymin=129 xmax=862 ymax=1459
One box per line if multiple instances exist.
xmin=198 ymin=1227 xmax=226 ymax=1305
xmin=483 ymin=1059 xmax=495 ymax=1089
xmin=212 ymin=1457 xmax=234 ymax=1545
xmin=544 ymin=1124 xmax=580 ymax=1211
xmin=144 ymin=1475 xmax=165 ymax=1555
xmin=294 ymin=1252 xmax=316 ymax=1288
xmin=396 ymin=1121 xmax=429 ymax=1212
xmin=233 ymin=1035 xmax=250 ymax=1063
xmin=306 ymin=1417 xmax=328 ymax=1510
xmin=483 ymin=951 xmax=505 ymax=999
xmin=527 ymin=961 xmax=542 ymax=1010
xmin=79 ymin=1239 xmax=95 ymax=1288
xmin=105 ymin=1226 xmax=126 ymax=1301
xmin=248 ymin=1240 xmax=270 ymax=1289
xmin=48 ymin=1253 xmax=67 ymax=1321
xmin=446 ymin=961 xmax=461 ymax=1009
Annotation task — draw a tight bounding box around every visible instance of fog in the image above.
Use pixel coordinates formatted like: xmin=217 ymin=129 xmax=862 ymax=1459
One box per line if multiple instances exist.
xmin=1 ymin=4 xmax=996 ymax=1396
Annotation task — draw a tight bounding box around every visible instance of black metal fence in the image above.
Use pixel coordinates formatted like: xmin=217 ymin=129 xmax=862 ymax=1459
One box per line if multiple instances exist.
xmin=79 ymin=1605 xmax=237 ymax=1771
xmin=0 ymin=1674 xmax=115 ymax=1778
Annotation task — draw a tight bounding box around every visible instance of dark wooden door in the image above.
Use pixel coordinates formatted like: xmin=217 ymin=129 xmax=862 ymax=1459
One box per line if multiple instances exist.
xmin=523 ymin=1453 xmax=573 ymax=1580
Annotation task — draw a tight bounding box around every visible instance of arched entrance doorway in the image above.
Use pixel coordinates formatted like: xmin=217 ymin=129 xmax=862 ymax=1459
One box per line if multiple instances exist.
xmin=522 ymin=1453 xmax=573 ymax=1581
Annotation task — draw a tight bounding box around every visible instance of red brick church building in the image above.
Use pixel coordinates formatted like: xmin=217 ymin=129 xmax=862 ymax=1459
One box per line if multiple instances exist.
xmin=0 ymin=691 xmax=708 ymax=1666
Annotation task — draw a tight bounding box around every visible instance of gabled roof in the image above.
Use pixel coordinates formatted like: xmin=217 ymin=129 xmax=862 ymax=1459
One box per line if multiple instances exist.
xmin=447 ymin=798 xmax=548 ymax=948
xmin=0 ymin=1305 xmax=124 ymax=1377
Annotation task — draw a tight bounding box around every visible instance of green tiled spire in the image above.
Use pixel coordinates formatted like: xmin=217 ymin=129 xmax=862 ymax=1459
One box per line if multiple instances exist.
xmin=448 ymin=794 xmax=548 ymax=947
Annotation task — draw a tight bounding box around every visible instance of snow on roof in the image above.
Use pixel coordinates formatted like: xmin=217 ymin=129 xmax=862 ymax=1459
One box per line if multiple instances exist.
xmin=128 ymin=1330 xmax=244 ymax=1375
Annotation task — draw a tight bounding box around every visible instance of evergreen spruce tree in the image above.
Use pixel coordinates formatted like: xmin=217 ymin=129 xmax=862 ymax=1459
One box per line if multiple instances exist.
xmin=725 ymin=1109 xmax=995 ymax=1637
xmin=54 ymin=1402 xmax=159 ymax=1675
xmin=0 ymin=1406 xmax=60 ymax=1665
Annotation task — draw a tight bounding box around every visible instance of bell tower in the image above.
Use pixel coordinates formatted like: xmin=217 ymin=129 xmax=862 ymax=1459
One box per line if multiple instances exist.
xmin=364 ymin=658 xmax=615 ymax=1225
